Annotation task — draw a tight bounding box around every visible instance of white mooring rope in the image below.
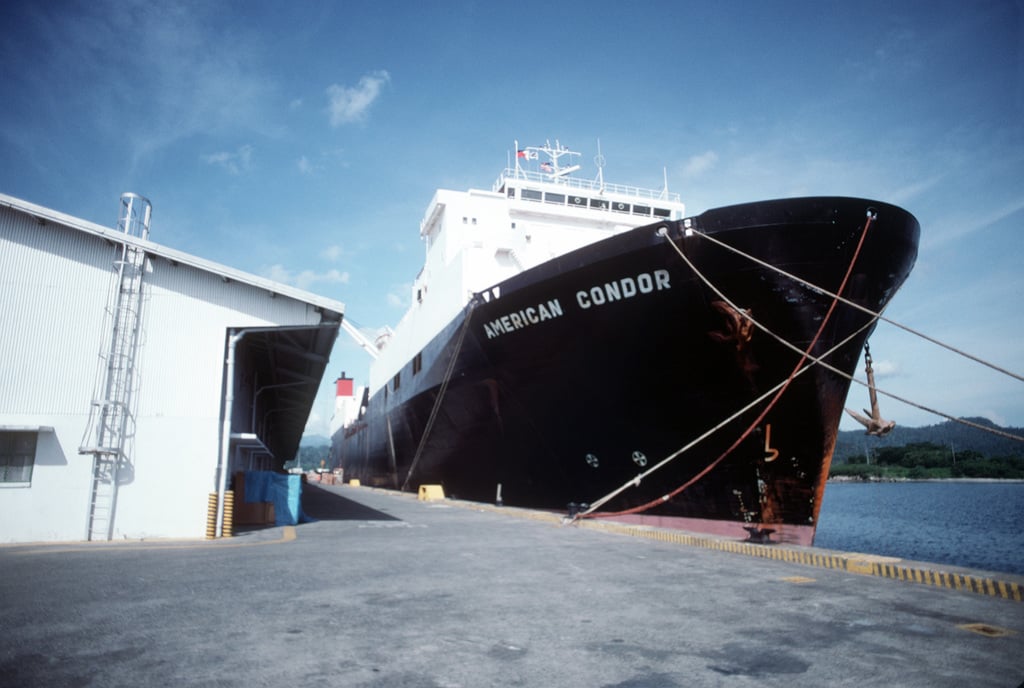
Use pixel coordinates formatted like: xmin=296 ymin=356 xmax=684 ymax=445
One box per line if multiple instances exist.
xmin=577 ymin=221 xmax=1023 ymax=520
xmin=680 ymin=227 xmax=1024 ymax=442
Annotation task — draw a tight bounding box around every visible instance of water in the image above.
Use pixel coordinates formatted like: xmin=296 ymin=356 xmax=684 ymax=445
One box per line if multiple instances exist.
xmin=814 ymin=481 xmax=1024 ymax=575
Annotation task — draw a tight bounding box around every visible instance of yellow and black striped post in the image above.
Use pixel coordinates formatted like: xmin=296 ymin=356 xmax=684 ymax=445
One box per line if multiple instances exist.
xmin=205 ymin=492 xmax=218 ymax=539
xmin=223 ymin=490 xmax=234 ymax=538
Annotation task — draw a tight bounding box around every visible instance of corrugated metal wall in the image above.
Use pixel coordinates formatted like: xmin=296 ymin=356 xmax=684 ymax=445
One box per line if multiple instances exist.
xmin=135 ymin=253 xmax=320 ymax=421
xmin=0 ymin=207 xmax=112 ymax=416
xmin=1 ymin=202 xmax=326 ymax=541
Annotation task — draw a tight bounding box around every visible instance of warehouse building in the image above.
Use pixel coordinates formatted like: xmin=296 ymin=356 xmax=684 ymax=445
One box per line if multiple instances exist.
xmin=0 ymin=192 xmax=345 ymax=543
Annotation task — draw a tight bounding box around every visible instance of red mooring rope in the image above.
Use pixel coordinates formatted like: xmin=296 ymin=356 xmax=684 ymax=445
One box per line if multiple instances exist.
xmin=582 ymin=209 xmax=878 ymax=520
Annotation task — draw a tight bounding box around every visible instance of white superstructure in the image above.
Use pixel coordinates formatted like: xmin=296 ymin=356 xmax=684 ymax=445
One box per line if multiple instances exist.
xmin=368 ymin=141 xmax=686 ymax=393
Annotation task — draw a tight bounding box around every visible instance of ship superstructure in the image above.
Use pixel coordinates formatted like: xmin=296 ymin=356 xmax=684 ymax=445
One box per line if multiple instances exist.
xmin=369 ymin=141 xmax=686 ymax=394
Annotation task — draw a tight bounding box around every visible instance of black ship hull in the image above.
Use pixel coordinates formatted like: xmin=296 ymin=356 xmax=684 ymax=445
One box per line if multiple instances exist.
xmin=334 ymin=197 xmax=919 ymax=544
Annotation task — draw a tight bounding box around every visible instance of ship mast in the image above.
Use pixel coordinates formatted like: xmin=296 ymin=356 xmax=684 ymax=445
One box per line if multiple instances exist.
xmin=514 ymin=139 xmax=582 ymax=180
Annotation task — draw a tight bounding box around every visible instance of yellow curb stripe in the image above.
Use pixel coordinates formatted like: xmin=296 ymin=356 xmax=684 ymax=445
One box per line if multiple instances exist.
xmin=563 ymin=518 xmax=1022 ymax=603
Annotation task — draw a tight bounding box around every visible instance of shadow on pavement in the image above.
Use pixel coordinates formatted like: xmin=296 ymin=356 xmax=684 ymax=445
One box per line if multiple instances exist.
xmin=301 ymin=484 xmax=401 ymax=522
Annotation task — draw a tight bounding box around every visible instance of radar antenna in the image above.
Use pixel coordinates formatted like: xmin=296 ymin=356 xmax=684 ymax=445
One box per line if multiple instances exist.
xmin=515 ymin=139 xmax=582 ymax=179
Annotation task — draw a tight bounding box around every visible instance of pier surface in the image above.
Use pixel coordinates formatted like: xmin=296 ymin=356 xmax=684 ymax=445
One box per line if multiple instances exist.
xmin=1 ymin=483 xmax=1021 ymax=687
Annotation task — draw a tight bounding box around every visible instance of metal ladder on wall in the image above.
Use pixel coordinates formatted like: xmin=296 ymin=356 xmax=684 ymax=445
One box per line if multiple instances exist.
xmin=79 ymin=193 xmax=152 ymax=541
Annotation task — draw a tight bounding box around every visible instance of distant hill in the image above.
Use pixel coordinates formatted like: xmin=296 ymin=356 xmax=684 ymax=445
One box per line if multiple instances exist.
xmin=835 ymin=418 xmax=1024 ymax=462
xmin=300 ymin=434 xmax=331 ymax=448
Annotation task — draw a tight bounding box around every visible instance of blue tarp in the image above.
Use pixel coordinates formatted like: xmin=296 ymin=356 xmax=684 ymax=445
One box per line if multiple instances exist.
xmin=242 ymin=471 xmax=309 ymax=525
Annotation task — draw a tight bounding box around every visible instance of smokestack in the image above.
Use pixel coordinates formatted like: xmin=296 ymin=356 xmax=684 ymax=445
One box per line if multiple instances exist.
xmin=335 ymin=371 xmax=354 ymax=398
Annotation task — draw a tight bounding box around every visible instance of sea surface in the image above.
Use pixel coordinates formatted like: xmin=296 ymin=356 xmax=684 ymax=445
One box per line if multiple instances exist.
xmin=813 ymin=481 xmax=1024 ymax=575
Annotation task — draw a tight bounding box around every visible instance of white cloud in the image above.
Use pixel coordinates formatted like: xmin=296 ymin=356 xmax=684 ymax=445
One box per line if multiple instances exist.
xmin=868 ymin=359 xmax=901 ymax=378
xmin=297 ymin=155 xmax=314 ymax=175
xmin=295 ymin=269 xmax=350 ymax=291
xmin=321 ymin=245 xmax=343 ymax=261
xmin=263 ymin=264 xmax=292 ymax=283
xmin=304 ymin=408 xmax=323 ymax=434
xmin=36 ymin=4 xmax=285 ymax=167
xmin=683 ymin=151 xmax=718 ymax=177
xmin=887 ymin=173 xmax=946 ymax=206
xmin=262 ymin=264 xmax=350 ymax=290
xmin=326 ymin=70 xmax=390 ymax=126
xmin=202 ymin=144 xmax=253 ymax=174
xmin=925 ymin=196 xmax=1024 ymax=249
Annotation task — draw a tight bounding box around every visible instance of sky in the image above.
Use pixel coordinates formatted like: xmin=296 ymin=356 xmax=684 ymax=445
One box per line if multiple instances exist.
xmin=1 ymin=0 xmax=1022 ymax=439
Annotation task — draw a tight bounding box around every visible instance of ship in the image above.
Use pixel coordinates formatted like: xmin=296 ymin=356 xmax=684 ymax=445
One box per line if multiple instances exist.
xmin=330 ymin=140 xmax=920 ymax=545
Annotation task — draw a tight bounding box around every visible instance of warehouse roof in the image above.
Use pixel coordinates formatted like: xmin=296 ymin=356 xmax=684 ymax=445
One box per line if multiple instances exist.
xmin=0 ymin=192 xmax=346 ymax=319
xmin=1 ymin=191 xmax=344 ymax=469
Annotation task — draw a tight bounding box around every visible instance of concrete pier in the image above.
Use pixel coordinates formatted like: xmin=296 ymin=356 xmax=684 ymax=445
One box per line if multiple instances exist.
xmin=1 ymin=483 xmax=1021 ymax=687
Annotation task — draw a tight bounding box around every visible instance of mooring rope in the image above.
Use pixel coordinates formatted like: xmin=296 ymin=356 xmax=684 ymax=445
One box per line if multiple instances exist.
xmin=401 ymin=298 xmax=479 ymax=491
xmin=695 ymin=230 xmax=1024 ymax=385
xmin=687 ymin=229 xmax=1024 ymax=442
xmin=578 ymin=210 xmax=879 ymax=520
xmin=578 ymin=316 xmax=879 ymax=517
xmin=582 ymin=209 xmax=1024 ymax=519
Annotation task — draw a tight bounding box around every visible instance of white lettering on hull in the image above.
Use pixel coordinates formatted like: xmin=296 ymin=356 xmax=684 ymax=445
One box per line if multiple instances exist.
xmin=484 ymin=299 xmax=564 ymax=339
xmin=482 ymin=269 xmax=672 ymax=340
xmin=576 ymin=269 xmax=671 ymax=309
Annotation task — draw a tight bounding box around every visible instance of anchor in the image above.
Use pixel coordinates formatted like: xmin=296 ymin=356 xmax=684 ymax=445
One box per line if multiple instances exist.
xmin=844 ymin=343 xmax=896 ymax=436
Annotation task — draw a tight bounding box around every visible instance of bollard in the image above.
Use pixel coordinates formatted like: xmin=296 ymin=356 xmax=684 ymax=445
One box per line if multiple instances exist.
xmin=418 ymin=484 xmax=445 ymax=501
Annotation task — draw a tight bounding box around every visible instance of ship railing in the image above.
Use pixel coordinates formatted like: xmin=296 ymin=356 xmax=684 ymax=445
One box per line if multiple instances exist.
xmin=493 ymin=168 xmax=681 ymax=203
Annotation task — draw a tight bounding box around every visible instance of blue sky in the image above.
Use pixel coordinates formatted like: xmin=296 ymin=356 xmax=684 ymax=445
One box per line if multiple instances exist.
xmin=1 ymin=0 xmax=1022 ymax=437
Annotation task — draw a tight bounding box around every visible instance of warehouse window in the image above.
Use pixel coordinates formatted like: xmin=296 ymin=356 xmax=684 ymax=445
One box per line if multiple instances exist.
xmin=0 ymin=431 xmax=37 ymax=484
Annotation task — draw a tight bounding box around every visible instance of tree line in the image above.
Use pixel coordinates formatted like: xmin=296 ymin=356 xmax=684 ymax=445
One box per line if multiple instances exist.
xmin=831 ymin=441 xmax=1024 ymax=480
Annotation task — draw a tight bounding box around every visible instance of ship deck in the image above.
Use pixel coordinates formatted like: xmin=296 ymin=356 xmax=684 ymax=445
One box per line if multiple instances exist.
xmin=1 ymin=484 xmax=1020 ymax=686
